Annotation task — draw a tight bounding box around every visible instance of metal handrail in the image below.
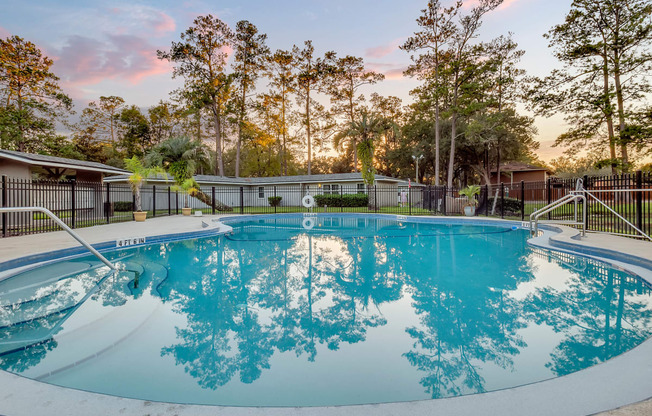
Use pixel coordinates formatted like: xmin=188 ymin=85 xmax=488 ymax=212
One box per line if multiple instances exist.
xmin=0 ymin=207 xmax=116 ymax=270
xmin=529 ymin=193 xmax=587 ymax=237
xmin=528 ymin=179 xmax=651 ymax=241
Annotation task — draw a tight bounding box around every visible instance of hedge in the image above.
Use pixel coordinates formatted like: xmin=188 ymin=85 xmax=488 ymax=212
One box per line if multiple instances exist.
xmin=314 ymin=193 xmax=368 ymax=207
xmin=488 ymin=196 xmax=521 ymax=214
xmin=268 ymin=196 xmax=282 ymax=207
xmin=114 ymin=201 xmax=134 ymax=212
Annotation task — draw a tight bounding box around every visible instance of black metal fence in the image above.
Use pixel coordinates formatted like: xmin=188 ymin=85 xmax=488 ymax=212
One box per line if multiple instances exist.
xmin=1 ymin=171 xmax=651 ymax=239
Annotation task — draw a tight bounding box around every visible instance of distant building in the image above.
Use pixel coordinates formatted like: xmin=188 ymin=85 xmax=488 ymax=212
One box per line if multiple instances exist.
xmin=105 ymin=172 xmax=423 ymax=209
xmin=486 ymin=162 xmax=553 ymax=185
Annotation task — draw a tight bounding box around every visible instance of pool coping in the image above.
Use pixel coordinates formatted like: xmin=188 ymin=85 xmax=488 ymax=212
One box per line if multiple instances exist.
xmin=1 ymin=213 xmax=652 ymax=416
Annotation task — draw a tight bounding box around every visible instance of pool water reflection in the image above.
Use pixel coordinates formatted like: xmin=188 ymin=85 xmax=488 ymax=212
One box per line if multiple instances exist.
xmin=1 ymin=216 xmax=651 ymax=406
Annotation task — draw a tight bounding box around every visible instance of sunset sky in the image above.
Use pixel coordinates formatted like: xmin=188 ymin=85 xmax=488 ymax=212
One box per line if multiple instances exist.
xmin=1 ymin=0 xmax=574 ymax=162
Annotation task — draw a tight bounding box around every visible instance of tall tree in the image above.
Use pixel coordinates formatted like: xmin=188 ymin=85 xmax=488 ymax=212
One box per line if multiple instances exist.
xmin=233 ymin=20 xmax=269 ymax=177
xmin=323 ymin=53 xmax=384 ymax=172
xmin=401 ymin=0 xmax=461 ymax=186
xmin=79 ymin=96 xmax=126 ymax=144
xmin=0 ymin=35 xmax=72 ymax=152
xmin=158 ymin=15 xmax=234 ymax=177
xmin=530 ymin=0 xmax=652 ymax=172
xmin=293 ymin=40 xmax=327 ymax=175
xmin=266 ymin=49 xmax=296 ymax=176
xmin=444 ymin=0 xmax=502 ymax=188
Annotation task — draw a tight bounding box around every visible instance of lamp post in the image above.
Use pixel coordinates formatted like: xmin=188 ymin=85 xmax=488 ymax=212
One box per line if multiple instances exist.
xmin=412 ymin=154 xmax=424 ymax=184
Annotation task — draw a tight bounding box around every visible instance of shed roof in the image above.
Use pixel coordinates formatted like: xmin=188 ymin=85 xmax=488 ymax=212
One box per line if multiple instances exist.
xmin=0 ymin=150 xmax=129 ymax=176
xmin=492 ymin=162 xmax=553 ymax=174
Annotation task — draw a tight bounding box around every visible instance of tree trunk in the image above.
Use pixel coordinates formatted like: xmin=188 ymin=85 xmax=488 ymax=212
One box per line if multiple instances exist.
xmin=211 ymin=102 xmax=224 ymax=177
xmin=602 ymin=49 xmax=617 ymax=174
xmin=235 ymin=83 xmax=247 ymax=178
xmin=434 ymin=104 xmax=440 ymax=186
xmin=307 ymin=86 xmax=312 ymax=175
xmin=613 ymin=57 xmax=628 ymax=170
xmin=190 ymin=188 xmax=233 ymax=212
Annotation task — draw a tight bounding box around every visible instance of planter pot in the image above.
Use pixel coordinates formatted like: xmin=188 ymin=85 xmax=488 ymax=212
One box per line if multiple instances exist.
xmin=464 ymin=206 xmax=476 ymax=217
xmin=133 ymin=211 xmax=147 ymax=222
xmin=182 ymin=207 xmax=192 ymax=216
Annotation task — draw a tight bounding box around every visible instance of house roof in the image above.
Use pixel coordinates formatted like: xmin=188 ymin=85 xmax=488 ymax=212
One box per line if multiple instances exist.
xmin=492 ymin=162 xmax=553 ymax=174
xmin=0 ymin=150 xmax=129 ymax=176
xmin=105 ymin=172 xmax=409 ymax=186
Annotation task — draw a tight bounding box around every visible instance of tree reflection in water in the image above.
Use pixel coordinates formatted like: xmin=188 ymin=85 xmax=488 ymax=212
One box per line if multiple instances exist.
xmin=1 ymin=218 xmax=652 ymax=404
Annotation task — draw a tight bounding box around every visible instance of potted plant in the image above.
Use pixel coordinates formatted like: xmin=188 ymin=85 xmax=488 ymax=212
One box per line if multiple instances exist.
xmin=125 ymin=157 xmax=166 ymax=222
xmin=459 ymin=185 xmax=481 ymax=216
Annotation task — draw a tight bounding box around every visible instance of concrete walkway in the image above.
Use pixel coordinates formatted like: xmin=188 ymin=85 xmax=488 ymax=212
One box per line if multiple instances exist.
xmin=1 ymin=214 xmax=652 ymax=416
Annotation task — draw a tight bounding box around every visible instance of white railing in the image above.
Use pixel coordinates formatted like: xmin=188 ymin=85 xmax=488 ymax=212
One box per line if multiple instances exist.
xmin=0 ymin=207 xmax=116 ymax=270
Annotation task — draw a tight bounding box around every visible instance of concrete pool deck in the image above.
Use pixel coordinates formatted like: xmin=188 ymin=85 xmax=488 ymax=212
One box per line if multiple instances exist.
xmin=1 ymin=214 xmax=652 ymax=416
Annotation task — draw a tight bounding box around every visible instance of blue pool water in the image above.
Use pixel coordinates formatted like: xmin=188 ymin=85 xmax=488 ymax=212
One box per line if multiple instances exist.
xmin=1 ymin=215 xmax=652 ymax=406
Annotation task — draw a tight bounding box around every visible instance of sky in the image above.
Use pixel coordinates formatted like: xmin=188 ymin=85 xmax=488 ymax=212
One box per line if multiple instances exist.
xmin=0 ymin=0 xmax=575 ymax=162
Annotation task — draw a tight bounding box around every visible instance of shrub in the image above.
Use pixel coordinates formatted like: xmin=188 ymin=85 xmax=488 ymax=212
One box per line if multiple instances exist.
xmin=268 ymin=196 xmax=282 ymax=207
xmin=114 ymin=201 xmax=134 ymax=212
xmin=488 ymin=196 xmax=521 ymax=214
xmin=314 ymin=193 xmax=369 ymax=207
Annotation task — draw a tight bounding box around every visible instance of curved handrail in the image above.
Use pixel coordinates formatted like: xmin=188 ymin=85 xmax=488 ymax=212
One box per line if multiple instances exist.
xmin=0 ymin=207 xmax=116 ymax=270
xmin=529 ymin=194 xmax=586 ymax=237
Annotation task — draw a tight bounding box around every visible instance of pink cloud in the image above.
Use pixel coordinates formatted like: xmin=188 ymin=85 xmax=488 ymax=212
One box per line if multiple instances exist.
xmin=0 ymin=26 xmax=11 ymax=39
xmin=365 ymin=38 xmax=404 ymax=59
xmin=53 ymin=34 xmax=172 ymax=89
xmin=151 ymin=11 xmax=176 ymax=36
xmin=365 ymin=63 xmax=408 ymax=80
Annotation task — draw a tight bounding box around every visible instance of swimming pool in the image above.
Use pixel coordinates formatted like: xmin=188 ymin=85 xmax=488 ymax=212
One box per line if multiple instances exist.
xmin=1 ymin=214 xmax=651 ymax=407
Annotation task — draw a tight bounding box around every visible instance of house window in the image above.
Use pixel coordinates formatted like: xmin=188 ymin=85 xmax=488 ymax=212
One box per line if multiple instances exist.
xmin=258 ymin=187 xmax=265 ymax=198
xmin=357 ymin=183 xmax=365 ymax=194
xmin=331 ymin=184 xmax=339 ymax=194
xmin=323 ymin=184 xmax=331 ymax=195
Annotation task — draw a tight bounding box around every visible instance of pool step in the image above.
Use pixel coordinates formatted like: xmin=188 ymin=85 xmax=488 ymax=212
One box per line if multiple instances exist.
xmin=0 ymin=261 xmax=104 ymax=308
xmin=0 ymin=261 xmax=167 ymax=359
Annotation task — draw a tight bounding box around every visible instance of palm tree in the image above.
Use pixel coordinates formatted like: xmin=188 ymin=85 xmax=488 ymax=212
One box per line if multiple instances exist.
xmin=146 ymin=136 xmax=232 ymax=211
xmin=335 ymin=110 xmax=396 ymax=185
xmin=335 ymin=111 xmax=397 ymax=209
xmin=124 ymin=156 xmax=166 ymax=212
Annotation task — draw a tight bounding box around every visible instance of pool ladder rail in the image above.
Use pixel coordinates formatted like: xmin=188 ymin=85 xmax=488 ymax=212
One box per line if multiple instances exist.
xmin=0 ymin=206 xmax=116 ymax=270
xmin=529 ymin=179 xmax=652 ymax=242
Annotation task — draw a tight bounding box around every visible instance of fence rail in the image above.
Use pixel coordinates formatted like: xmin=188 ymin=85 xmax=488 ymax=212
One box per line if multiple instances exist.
xmin=1 ymin=171 xmax=650 ymax=239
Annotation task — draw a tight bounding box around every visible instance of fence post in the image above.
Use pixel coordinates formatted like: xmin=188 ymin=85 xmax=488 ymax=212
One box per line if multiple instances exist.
xmin=484 ymin=185 xmax=489 ymax=216
xmin=500 ymin=182 xmax=505 ymax=219
xmin=175 ymin=191 xmax=179 ymax=215
xmin=168 ymin=187 xmax=171 ymax=216
xmin=152 ymin=185 xmax=156 ymax=218
xmin=239 ymin=187 xmax=244 ymax=215
xmin=636 ymin=170 xmax=643 ymax=233
xmin=442 ymin=187 xmax=447 ymax=216
xmin=212 ymin=186 xmax=216 ymax=215
xmin=583 ymin=174 xmax=589 ymax=230
xmin=374 ymin=185 xmax=378 ymax=213
xmin=2 ymin=176 xmax=6 ymax=237
xmin=274 ymin=186 xmax=277 ymax=214
xmin=105 ymin=183 xmax=111 ymax=224
xmin=520 ymin=180 xmax=525 ymax=221
xmin=132 ymin=193 xmax=136 ymax=221
xmin=71 ymin=180 xmax=76 ymax=229
xmin=546 ymin=178 xmax=552 ymax=220
xmin=409 ymin=187 xmax=412 ymax=216
xmin=340 ymin=186 xmax=344 ymax=213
